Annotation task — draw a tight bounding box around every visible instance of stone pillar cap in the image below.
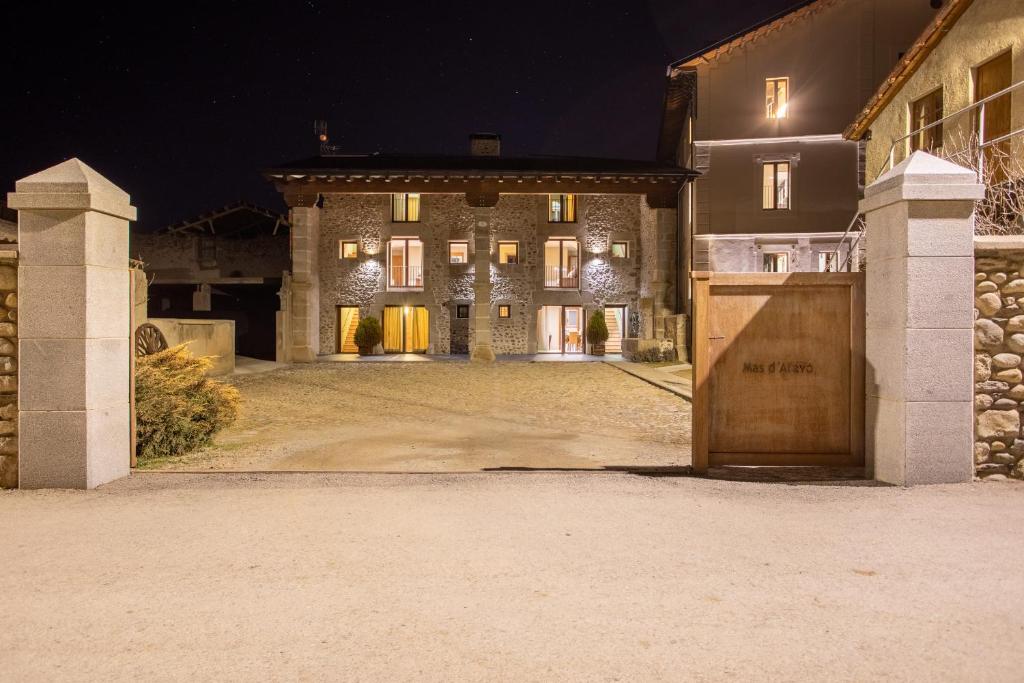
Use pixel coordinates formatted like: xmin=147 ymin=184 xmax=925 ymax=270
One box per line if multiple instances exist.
xmin=859 ymin=151 xmax=985 ymax=214
xmin=7 ymin=158 xmax=137 ymax=221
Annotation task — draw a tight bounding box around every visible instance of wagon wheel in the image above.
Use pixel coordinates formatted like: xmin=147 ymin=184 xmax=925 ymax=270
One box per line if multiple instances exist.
xmin=135 ymin=323 xmax=168 ymax=357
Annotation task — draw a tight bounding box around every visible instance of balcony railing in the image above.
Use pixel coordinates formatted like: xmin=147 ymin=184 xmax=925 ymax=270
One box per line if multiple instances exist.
xmin=388 ymin=265 xmax=423 ymax=289
xmin=544 ymin=265 xmax=579 ymax=289
xmin=832 ymin=79 xmax=1024 ymax=270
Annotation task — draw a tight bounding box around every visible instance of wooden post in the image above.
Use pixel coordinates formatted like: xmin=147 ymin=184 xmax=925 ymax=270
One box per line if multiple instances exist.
xmin=691 ymin=272 xmax=711 ymax=473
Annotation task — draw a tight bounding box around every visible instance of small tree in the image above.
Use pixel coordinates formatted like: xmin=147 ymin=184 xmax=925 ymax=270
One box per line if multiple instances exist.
xmin=354 ymin=316 xmax=382 ymax=355
xmin=587 ymin=310 xmax=609 ymax=354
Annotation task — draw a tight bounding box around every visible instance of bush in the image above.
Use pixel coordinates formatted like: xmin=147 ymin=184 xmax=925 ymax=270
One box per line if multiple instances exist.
xmin=633 ymin=347 xmax=664 ymax=363
xmin=135 ymin=344 xmax=240 ymax=461
xmin=354 ymin=316 xmax=382 ymax=354
xmin=587 ymin=310 xmax=609 ymax=345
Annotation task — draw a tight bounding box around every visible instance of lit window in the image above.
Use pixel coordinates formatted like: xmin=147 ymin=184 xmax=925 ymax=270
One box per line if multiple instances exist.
xmin=766 ymin=77 xmax=789 ymax=119
xmin=763 ymin=252 xmax=789 ymax=272
xmin=456 ymin=304 xmax=470 ymax=319
xmin=910 ymin=88 xmax=943 ymax=153
xmin=819 ymin=251 xmax=839 ymax=273
xmin=762 ymin=161 xmax=790 ymax=210
xmin=498 ymin=304 xmax=511 ymax=318
xmin=548 ymin=194 xmax=577 ymax=222
xmin=392 ymin=193 xmax=421 ymax=222
xmin=387 ymin=238 xmax=424 ymax=289
xmin=610 ymin=241 xmax=629 ymax=258
xmin=449 ymin=241 xmax=469 ymax=264
xmin=497 ymin=241 xmax=519 ymax=264
xmin=340 ymin=240 xmax=359 ymax=259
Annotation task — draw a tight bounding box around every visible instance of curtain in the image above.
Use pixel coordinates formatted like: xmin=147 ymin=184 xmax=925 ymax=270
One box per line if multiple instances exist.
xmin=410 ymin=307 xmax=429 ymax=353
xmin=383 ymin=307 xmax=403 ymax=353
xmin=407 ymin=193 xmax=421 ymax=221
xmin=564 ymin=193 xmax=576 ymax=222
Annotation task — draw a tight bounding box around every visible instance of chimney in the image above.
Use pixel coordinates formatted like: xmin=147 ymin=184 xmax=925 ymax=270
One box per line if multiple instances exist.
xmin=470 ymin=133 xmax=501 ymax=157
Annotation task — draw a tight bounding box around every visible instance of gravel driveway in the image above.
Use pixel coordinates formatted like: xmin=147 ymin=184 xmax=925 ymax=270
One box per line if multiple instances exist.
xmin=2 ymin=472 xmax=1022 ymax=681
xmin=141 ymin=361 xmax=692 ymax=472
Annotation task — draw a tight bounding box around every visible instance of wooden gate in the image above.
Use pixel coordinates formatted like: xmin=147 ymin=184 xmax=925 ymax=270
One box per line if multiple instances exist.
xmin=691 ymin=272 xmax=865 ymax=472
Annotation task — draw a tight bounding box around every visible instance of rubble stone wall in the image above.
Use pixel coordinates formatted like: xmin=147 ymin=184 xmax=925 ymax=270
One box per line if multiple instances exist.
xmin=974 ymin=240 xmax=1024 ymax=480
xmin=0 ymin=255 xmax=17 ymax=488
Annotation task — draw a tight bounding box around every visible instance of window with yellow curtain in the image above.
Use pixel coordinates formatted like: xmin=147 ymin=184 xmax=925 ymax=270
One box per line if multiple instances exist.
xmin=548 ymin=194 xmax=577 ymax=222
xmin=383 ymin=306 xmax=403 ymax=353
xmin=408 ymin=307 xmax=429 ymax=353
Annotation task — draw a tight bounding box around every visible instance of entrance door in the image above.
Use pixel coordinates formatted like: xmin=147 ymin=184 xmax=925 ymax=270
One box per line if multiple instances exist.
xmin=537 ymin=305 xmax=584 ymax=353
xmin=976 ymin=51 xmax=1012 ymax=180
xmin=604 ymin=306 xmax=625 ymax=354
xmin=337 ymin=306 xmax=360 ymax=353
xmin=383 ymin=305 xmax=429 ymax=353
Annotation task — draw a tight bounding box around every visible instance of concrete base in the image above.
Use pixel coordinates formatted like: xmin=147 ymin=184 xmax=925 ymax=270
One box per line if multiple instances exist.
xmin=470 ymin=345 xmax=496 ymax=362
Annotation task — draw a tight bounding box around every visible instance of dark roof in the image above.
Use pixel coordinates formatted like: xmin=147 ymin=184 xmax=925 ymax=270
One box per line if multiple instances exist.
xmin=266 ymin=154 xmax=695 ymax=178
xmin=164 ymin=201 xmax=289 ymax=238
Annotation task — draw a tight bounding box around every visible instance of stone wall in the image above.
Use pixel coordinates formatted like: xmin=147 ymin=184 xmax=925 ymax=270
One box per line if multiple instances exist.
xmin=974 ymin=239 xmax=1024 ymax=480
xmin=0 ymin=254 xmax=17 ymax=488
xmin=131 ymin=232 xmax=290 ymax=280
xmin=316 ymin=192 xmax=653 ymax=355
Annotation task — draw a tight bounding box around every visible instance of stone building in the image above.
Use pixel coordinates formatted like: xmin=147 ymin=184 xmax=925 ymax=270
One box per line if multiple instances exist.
xmin=657 ymin=0 xmax=941 ymax=284
xmin=845 ymin=0 xmax=1023 ymax=191
xmin=130 ymin=202 xmax=290 ymax=359
xmin=265 ymin=134 xmax=694 ymax=360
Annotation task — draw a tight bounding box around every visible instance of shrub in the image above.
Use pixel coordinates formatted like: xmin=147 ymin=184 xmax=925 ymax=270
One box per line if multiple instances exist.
xmin=354 ymin=316 xmax=382 ymax=354
xmin=135 ymin=344 xmax=240 ymax=461
xmin=587 ymin=310 xmax=609 ymax=345
xmin=633 ymin=347 xmax=664 ymax=363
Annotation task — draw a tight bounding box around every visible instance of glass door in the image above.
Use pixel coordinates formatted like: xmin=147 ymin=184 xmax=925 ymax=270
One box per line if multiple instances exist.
xmin=563 ymin=306 xmax=583 ymax=353
xmin=383 ymin=305 xmax=429 ymax=353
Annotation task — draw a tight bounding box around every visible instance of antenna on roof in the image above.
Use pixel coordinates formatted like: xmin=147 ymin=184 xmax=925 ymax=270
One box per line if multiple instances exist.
xmin=314 ymin=120 xmax=339 ymax=155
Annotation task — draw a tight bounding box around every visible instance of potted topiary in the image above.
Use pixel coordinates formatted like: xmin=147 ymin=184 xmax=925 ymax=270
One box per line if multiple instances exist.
xmin=354 ymin=316 xmax=382 ymax=356
xmin=587 ymin=310 xmax=609 ymax=356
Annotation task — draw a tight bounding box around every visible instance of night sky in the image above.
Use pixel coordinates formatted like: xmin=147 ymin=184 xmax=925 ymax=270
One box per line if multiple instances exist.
xmin=4 ymin=0 xmax=794 ymax=230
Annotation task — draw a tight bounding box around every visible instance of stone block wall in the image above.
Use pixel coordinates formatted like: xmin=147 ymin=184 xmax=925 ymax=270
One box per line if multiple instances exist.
xmin=0 ymin=255 xmax=17 ymax=488
xmin=974 ymin=240 xmax=1024 ymax=480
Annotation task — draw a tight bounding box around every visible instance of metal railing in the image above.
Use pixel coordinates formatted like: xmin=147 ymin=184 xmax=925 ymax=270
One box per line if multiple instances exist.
xmin=544 ymin=265 xmax=579 ymax=289
xmin=877 ymin=79 xmax=1024 ymax=181
xmin=388 ymin=265 xmax=423 ymax=289
xmin=832 ymin=79 xmax=1024 ymax=271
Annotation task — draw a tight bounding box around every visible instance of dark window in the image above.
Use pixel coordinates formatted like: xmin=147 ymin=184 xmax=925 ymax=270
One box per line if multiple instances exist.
xmin=498 ymin=304 xmax=511 ymax=318
xmin=456 ymin=304 xmax=469 ymax=319
xmin=910 ymin=88 xmax=943 ymax=153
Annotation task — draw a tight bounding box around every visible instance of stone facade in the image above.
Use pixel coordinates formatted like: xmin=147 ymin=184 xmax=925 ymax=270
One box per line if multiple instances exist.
xmin=0 ymin=254 xmax=17 ymax=488
xmin=312 ymin=192 xmax=673 ymax=356
xmin=974 ymin=238 xmax=1024 ymax=480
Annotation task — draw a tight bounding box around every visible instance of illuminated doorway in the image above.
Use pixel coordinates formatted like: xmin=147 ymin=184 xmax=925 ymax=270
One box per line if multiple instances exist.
xmin=604 ymin=306 xmax=626 ymax=354
xmin=337 ymin=306 xmax=360 ymax=353
xmin=383 ymin=305 xmax=429 ymax=353
xmin=537 ymin=305 xmax=584 ymax=353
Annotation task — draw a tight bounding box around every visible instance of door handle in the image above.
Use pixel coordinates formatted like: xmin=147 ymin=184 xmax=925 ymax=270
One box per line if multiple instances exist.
xmin=709 ymin=335 xmax=725 ymax=340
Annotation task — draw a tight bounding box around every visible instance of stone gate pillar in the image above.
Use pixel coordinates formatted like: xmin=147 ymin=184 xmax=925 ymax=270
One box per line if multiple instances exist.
xmin=8 ymin=159 xmax=136 ymax=489
xmin=861 ymin=151 xmax=983 ymax=485
xmin=470 ymin=208 xmax=495 ymax=362
xmin=285 ymin=193 xmax=320 ymax=362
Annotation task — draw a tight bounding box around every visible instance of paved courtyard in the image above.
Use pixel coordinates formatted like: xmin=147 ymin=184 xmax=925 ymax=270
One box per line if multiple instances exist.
xmin=1 ymin=472 xmax=1022 ymax=681
xmin=141 ymin=361 xmax=692 ymax=472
